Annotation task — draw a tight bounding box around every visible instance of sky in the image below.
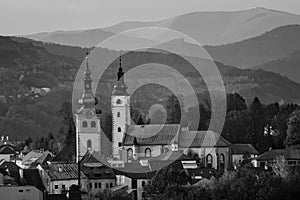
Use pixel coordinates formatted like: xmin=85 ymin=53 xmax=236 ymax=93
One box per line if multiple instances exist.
xmin=1 ymin=0 xmax=300 ymax=35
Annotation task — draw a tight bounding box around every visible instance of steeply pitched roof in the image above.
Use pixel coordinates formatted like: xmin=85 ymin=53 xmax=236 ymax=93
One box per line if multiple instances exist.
xmin=113 ymin=161 xmax=154 ymax=179
xmin=123 ymin=124 xmax=180 ymax=145
xmin=0 ymin=161 xmax=20 ymax=172
xmin=256 ymin=149 xmax=300 ymax=161
xmin=80 ymin=151 xmax=115 ymax=179
xmin=0 ymin=145 xmax=15 ymax=154
xmin=178 ymin=131 xmax=231 ymax=148
xmin=152 ymin=150 xmax=189 ymax=161
xmin=230 ymin=144 xmax=258 ymax=155
xmin=23 ymin=169 xmax=46 ymax=191
xmin=44 ymin=163 xmax=86 ymax=181
xmin=22 ymin=150 xmax=45 ymax=164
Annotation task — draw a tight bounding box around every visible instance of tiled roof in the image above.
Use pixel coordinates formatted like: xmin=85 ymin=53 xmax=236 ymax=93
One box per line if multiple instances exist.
xmin=256 ymin=149 xmax=300 ymax=161
xmin=80 ymin=151 xmax=115 ymax=180
xmin=178 ymin=131 xmax=231 ymax=148
xmin=0 ymin=145 xmax=15 ymax=154
xmin=0 ymin=161 xmax=20 ymax=172
xmin=230 ymin=144 xmax=258 ymax=155
xmin=22 ymin=150 xmax=47 ymax=164
xmin=45 ymin=163 xmax=86 ymax=181
xmin=152 ymin=150 xmax=189 ymax=161
xmin=31 ymin=151 xmax=54 ymax=167
xmin=123 ymin=124 xmax=180 ymax=145
xmin=113 ymin=161 xmax=154 ymax=179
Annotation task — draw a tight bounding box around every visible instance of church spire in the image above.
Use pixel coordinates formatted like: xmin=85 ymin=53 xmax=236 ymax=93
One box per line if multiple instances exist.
xmin=112 ymin=54 xmax=129 ymax=96
xmin=79 ymin=49 xmax=95 ymax=108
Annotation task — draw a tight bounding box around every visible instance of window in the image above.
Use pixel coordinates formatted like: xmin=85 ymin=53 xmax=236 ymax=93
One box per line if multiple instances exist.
xmin=26 ymin=189 xmax=30 ymax=193
xmin=127 ymin=148 xmax=133 ymax=160
xmin=91 ymin=121 xmax=96 ymax=127
xmin=106 ymin=183 xmax=109 ymax=188
xmin=220 ymin=154 xmax=225 ymax=169
xmin=98 ymin=183 xmax=101 ymax=188
xmin=116 ymin=99 xmax=122 ymax=104
xmin=82 ymin=121 xmax=88 ymax=128
xmin=142 ymin=181 xmax=146 ymax=187
xmin=117 ymin=112 xmax=121 ymax=118
xmin=62 ymin=185 xmax=65 ymax=190
xmin=18 ymin=190 xmax=23 ymax=193
xmin=54 ymin=185 xmax=58 ymax=189
xmin=206 ymin=154 xmax=213 ymax=168
xmin=87 ymin=140 xmax=92 ymax=149
xmin=89 ymin=183 xmax=92 ymax=189
xmin=110 ymin=183 xmax=113 ymax=188
xmin=145 ymin=148 xmax=151 ymax=158
xmin=118 ymin=127 xmax=121 ymax=132
xmin=94 ymin=183 xmax=98 ymax=188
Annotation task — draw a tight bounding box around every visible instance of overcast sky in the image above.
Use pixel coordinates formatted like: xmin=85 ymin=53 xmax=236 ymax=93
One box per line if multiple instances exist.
xmin=1 ymin=0 xmax=300 ymax=35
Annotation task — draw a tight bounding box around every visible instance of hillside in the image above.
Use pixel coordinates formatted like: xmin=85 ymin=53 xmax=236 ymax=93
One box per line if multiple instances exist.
xmin=256 ymin=50 xmax=300 ymax=83
xmin=205 ymin=25 xmax=300 ymax=68
xmin=25 ymin=7 xmax=300 ymax=47
xmin=1 ymin=36 xmax=300 ymax=140
xmin=158 ymin=25 xmax=300 ymax=70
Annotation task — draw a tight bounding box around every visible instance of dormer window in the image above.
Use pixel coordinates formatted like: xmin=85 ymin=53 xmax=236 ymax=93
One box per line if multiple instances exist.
xmin=118 ymin=127 xmax=121 ymax=132
xmin=116 ymin=99 xmax=122 ymax=104
xmin=117 ymin=112 xmax=121 ymax=118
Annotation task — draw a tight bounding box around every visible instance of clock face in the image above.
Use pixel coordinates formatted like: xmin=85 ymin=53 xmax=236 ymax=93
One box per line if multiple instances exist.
xmin=85 ymin=110 xmax=93 ymax=119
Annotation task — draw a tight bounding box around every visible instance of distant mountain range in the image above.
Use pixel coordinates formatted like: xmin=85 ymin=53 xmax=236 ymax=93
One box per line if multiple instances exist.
xmin=255 ymin=50 xmax=300 ymax=83
xmin=25 ymin=7 xmax=300 ymax=47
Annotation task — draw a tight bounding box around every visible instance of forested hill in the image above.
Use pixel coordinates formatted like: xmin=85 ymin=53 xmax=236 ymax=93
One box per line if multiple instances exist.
xmin=1 ymin=36 xmax=300 ymax=140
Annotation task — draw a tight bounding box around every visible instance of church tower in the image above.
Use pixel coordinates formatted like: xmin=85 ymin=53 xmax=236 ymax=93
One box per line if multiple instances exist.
xmin=75 ymin=52 xmax=101 ymax=162
xmin=111 ymin=55 xmax=130 ymax=157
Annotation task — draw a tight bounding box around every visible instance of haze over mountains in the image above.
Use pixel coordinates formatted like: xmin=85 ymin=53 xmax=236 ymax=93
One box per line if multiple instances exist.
xmin=2 ymin=7 xmax=300 ymax=139
xmin=26 ymin=7 xmax=300 ymax=47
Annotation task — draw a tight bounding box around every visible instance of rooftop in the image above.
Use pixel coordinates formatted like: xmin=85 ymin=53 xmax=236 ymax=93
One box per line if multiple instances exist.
xmin=230 ymin=144 xmax=258 ymax=155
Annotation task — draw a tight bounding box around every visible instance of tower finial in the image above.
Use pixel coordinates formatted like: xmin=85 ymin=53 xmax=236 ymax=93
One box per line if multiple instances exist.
xmin=84 ymin=49 xmax=91 ymax=76
xmin=86 ymin=49 xmax=90 ymax=70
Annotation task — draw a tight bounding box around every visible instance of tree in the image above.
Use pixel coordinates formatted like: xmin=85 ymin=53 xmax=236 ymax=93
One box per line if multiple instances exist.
xmin=226 ymin=93 xmax=247 ymax=113
xmin=285 ymin=110 xmax=300 ymax=148
xmin=166 ymin=94 xmax=182 ymax=124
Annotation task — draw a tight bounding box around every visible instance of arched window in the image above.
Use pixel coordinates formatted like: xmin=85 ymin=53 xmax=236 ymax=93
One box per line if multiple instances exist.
xmin=118 ymin=127 xmax=121 ymax=132
xmin=117 ymin=112 xmax=121 ymax=118
xmin=220 ymin=154 xmax=225 ymax=169
xmin=82 ymin=121 xmax=88 ymax=128
xmin=91 ymin=121 xmax=96 ymax=127
xmin=116 ymin=99 xmax=122 ymax=104
xmin=87 ymin=140 xmax=92 ymax=149
xmin=127 ymin=148 xmax=133 ymax=160
xmin=145 ymin=148 xmax=151 ymax=158
xmin=206 ymin=154 xmax=213 ymax=168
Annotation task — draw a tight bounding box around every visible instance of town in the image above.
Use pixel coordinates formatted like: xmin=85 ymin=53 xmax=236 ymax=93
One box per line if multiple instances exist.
xmin=0 ymin=53 xmax=299 ymax=200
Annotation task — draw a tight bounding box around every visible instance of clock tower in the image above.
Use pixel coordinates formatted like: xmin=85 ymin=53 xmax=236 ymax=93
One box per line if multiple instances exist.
xmin=111 ymin=55 xmax=130 ymax=157
xmin=75 ymin=52 xmax=101 ymax=162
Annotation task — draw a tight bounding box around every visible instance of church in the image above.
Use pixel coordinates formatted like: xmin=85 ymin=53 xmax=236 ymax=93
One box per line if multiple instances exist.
xmin=75 ymin=54 xmax=258 ymax=170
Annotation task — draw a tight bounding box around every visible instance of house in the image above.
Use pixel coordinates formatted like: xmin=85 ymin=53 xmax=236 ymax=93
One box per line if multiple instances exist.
xmin=113 ymin=161 xmax=155 ymax=200
xmin=0 ymin=161 xmax=46 ymax=199
xmin=0 ymin=145 xmax=16 ymax=161
xmin=0 ymin=185 xmax=43 ymax=200
xmin=21 ymin=150 xmax=52 ymax=169
xmin=41 ymin=162 xmax=87 ymax=194
xmin=254 ymin=148 xmax=300 ymax=169
xmin=230 ymin=144 xmax=258 ymax=168
xmin=80 ymin=151 xmax=116 ymax=197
